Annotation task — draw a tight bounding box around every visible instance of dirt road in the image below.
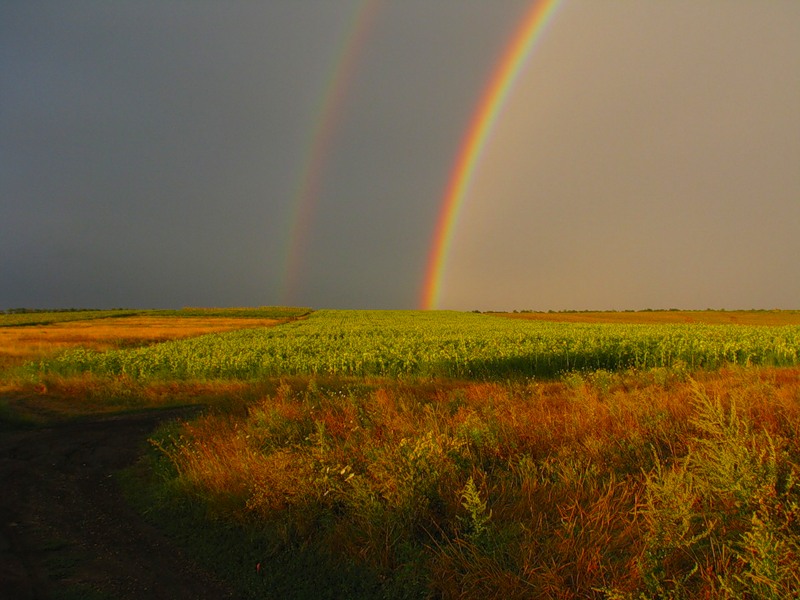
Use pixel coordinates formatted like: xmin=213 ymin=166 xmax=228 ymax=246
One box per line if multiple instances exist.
xmin=0 ymin=408 xmax=234 ymax=600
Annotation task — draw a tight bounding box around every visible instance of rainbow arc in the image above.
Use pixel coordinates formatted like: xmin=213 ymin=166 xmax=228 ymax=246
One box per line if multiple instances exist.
xmin=280 ymin=0 xmax=383 ymax=305
xmin=421 ymin=0 xmax=564 ymax=310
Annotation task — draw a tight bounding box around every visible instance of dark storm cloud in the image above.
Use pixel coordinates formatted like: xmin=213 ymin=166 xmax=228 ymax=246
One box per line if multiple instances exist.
xmin=1 ymin=0 xmax=529 ymax=309
xmin=1 ymin=1 xmax=349 ymax=308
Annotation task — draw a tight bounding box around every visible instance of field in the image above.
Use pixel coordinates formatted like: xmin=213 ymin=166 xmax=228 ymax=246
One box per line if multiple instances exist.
xmin=28 ymin=310 xmax=800 ymax=380
xmin=3 ymin=308 xmax=800 ymax=598
xmin=0 ymin=315 xmax=290 ymax=370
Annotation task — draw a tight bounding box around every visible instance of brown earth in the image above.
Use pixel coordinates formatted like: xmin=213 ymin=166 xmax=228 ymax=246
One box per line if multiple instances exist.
xmin=0 ymin=407 xmax=235 ymax=600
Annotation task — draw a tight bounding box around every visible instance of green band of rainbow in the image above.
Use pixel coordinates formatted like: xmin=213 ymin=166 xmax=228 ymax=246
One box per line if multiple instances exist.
xmin=420 ymin=0 xmax=563 ymax=310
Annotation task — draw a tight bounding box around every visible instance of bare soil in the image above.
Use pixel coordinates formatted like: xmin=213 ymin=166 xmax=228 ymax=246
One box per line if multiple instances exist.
xmin=0 ymin=407 xmax=235 ymax=600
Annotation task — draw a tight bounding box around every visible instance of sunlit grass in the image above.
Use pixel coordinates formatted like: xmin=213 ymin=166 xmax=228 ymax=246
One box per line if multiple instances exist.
xmin=0 ymin=310 xmax=300 ymax=423
xmin=30 ymin=310 xmax=800 ymax=380
xmin=0 ymin=316 xmax=283 ymax=369
xmin=142 ymin=366 xmax=800 ymax=598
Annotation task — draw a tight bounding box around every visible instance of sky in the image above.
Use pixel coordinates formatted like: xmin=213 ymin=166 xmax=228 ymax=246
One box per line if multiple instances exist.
xmin=2 ymin=0 xmax=799 ymax=311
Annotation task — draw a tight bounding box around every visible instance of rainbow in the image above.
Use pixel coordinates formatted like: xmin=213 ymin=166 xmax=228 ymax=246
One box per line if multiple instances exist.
xmin=420 ymin=0 xmax=564 ymax=310
xmin=280 ymin=0 xmax=382 ymax=305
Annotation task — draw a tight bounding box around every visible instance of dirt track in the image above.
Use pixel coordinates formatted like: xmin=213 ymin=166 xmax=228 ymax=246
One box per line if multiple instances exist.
xmin=0 ymin=408 xmax=234 ymax=600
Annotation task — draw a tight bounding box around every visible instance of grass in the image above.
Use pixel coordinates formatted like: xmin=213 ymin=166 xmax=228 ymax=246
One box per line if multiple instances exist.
xmin=147 ymin=306 xmax=312 ymax=319
xmin=0 ymin=306 xmax=310 ymax=370
xmin=136 ymin=366 xmax=800 ymax=598
xmin=0 ymin=315 xmax=287 ymax=371
xmin=29 ymin=310 xmax=800 ymax=381
xmin=0 ymin=376 xmax=271 ymax=426
xmin=0 ymin=307 xmax=302 ymax=424
xmin=3 ymin=307 xmax=800 ymax=597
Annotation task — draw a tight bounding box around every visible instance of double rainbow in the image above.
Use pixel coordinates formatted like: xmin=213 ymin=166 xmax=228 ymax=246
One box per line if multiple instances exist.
xmin=279 ymin=1 xmax=563 ymax=308
xmin=420 ymin=0 xmax=564 ymax=310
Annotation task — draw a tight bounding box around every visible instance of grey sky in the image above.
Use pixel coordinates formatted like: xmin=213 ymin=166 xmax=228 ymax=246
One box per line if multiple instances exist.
xmin=2 ymin=1 xmax=798 ymax=311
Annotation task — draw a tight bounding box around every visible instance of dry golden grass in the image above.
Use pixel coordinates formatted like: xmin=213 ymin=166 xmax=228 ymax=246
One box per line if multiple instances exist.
xmin=0 ymin=316 xmax=281 ymax=369
xmin=150 ymin=367 xmax=800 ymax=598
xmin=491 ymin=309 xmax=800 ymax=326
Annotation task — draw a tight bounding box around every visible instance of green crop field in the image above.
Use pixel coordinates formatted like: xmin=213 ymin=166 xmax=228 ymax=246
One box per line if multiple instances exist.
xmin=33 ymin=309 xmax=800 ymax=380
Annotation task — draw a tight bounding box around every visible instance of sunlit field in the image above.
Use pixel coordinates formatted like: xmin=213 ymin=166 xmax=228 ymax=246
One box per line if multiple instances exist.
xmin=3 ymin=308 xmax=800 ymax=598
xmin=149 ymin=368 xmax=800 ymax=599
xmin=0 ymin=316 xmax=287 ymax=369
xmin=29 ymin=310 xmax=800 ymax=380
xmin=0 ymin=307 xmax=308 ymax=418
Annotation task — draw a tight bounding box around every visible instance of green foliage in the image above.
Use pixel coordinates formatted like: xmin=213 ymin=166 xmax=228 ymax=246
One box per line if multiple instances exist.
xmin=14 ymin=308 xmax=800 ymax=597
xmin=629 ymin=383 xmax=800 ymax=598
xmin=32 ymin=310 xmax=800 ymax=380
xmin=459 ymin=476 xmax=491 ymax=543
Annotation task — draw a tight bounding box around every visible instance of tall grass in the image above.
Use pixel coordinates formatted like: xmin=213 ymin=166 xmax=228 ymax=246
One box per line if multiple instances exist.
xmin=33 ymin=310 xmax=800 ymax=380
xmin=142 ymin=367 xmax=800 ymax=598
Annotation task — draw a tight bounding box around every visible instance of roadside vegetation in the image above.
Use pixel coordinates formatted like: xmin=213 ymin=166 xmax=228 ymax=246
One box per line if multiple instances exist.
xmin=2 ymin=308 xmax=800 ymax=598
xmin=141 ymin=368 xmax=800 ymax=599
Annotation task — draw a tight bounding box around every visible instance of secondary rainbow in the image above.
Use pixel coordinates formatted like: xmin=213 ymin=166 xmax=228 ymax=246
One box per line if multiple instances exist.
xmin=280 ymin=0 xmax=382 ymax=305
xmin=420 ymin=0 xmax=563 ymax=310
